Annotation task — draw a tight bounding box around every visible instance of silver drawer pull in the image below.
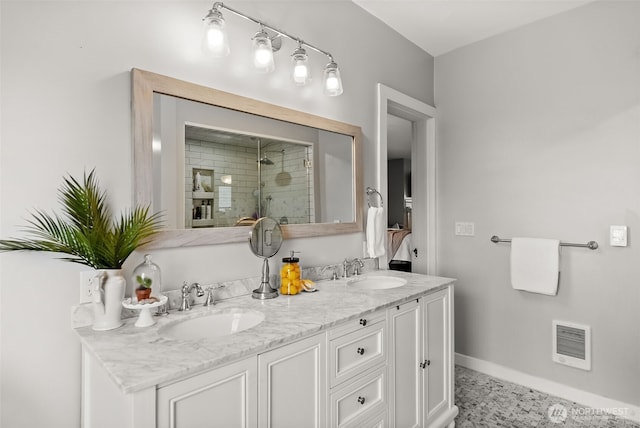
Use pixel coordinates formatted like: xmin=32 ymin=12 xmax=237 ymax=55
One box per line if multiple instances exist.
xmin=359 ymin=318 xmax=367 ymax=326
xmin=356 ymin=347 xmax=365 ymax=355
xmin=357 ymin=396 xmax=366 ymax=405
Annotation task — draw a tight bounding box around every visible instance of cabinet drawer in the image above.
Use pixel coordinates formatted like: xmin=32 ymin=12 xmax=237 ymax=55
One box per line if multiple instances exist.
xmin=329 ymin=310 xmax=387 ymax=340
xmin=329 ymin=319 xmax=386 ymax=387
xmin=330 ymin=366 xmax=387 ymax=428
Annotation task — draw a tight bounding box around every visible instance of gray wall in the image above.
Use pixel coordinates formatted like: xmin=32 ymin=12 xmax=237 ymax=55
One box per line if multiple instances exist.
xmin=435 ymin=0 xmax=640 ymax=406
xmin=0 ymin=1 xmax=433 ymax=426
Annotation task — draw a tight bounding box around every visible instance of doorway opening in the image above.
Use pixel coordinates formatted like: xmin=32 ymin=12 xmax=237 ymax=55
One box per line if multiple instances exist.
xmin=375 ymin=84 xmax=437 ymax=274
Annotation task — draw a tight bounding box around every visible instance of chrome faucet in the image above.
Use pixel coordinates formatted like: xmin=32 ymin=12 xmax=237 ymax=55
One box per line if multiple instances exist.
xmin=342 ymin=258 xmax=365 ymax=278
xmin=179 ymin=281 xmax=205 ymax=311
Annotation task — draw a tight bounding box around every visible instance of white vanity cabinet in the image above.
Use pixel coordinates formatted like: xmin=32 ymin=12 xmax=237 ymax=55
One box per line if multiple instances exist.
xmin=80 ymin=278 xmax=457 ymax=428
xmin=388 ymin=286 xmax=457 ymax=428
xmin=81 ymin=334 xmax=325 ymax=428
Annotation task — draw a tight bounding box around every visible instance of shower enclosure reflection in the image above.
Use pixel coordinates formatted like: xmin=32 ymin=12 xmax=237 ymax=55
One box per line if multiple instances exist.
xmin=184 ymin=125 xmax=315 ymax=229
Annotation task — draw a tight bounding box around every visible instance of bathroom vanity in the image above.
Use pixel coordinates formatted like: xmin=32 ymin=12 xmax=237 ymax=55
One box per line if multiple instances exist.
xmin=76 ymin=271 xmax=458 ymax=427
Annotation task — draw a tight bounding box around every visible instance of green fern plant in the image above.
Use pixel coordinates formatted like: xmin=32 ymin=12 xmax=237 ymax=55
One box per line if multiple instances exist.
xmin=0 ymin=169 xmax=162 ymax=269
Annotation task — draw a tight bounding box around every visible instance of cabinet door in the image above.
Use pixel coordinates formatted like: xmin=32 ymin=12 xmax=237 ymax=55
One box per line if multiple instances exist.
xmin=258 ymin=333 xmax=326 ymax=428
xmin=423 ymin=288 xmax=451 ymax=426
xmin=388 ymin=300 xmax=421 ymax=428
xmin=157 ymin=356 xmax=257 ymax=428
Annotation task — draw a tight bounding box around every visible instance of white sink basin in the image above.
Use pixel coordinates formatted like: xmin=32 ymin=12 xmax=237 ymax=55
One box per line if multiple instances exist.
xmin=160 ymin=309 xmax=265 ymax=341
xmin=347 ymin=275 xmax=407 ymax=290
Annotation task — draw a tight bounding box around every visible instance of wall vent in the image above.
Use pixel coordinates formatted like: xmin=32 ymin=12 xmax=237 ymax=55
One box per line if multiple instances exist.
xmin=552 ymin=320 xmax=591 ymax=371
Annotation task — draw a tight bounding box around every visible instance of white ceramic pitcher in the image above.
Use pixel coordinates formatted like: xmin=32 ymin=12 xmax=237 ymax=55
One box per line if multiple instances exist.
xmin=92 ymin=269 xmax=125 ymax=331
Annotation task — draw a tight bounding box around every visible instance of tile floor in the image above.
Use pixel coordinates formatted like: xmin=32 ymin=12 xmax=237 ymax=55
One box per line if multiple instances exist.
xmin=455 ymin=366 xmax=639 ymax=427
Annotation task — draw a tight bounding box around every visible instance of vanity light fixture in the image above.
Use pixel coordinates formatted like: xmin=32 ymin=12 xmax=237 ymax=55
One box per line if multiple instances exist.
xmin=201 ymin=2 xmax=343 ymax=96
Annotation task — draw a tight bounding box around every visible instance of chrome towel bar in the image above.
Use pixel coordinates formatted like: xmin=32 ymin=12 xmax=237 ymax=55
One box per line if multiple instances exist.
xmin=490 ymin=235 xmax=598 ymax=250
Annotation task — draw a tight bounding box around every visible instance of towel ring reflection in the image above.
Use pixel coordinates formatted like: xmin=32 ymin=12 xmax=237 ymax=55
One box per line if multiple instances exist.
xmin=366 ymin=187 xmax=384 ymax=208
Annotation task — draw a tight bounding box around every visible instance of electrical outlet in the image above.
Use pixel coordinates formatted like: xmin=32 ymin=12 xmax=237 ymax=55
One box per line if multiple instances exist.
xmin=79 ymin=271 xmax=97 ymax=304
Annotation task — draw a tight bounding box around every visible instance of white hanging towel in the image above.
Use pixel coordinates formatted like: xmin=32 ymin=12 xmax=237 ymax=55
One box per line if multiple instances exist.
xmin=366 ymin=207 xmax=386 ymax=258
xmin=510 ymin=237 xmax=560 ymax=296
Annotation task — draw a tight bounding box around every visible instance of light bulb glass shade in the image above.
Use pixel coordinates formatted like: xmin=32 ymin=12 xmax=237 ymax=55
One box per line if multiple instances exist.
xmin=252 ymin=30 xmax=275 ymax=73
xmin=291 ymin=47 xmax=310 ymax=86
xmin=323 ymin=61 xmax=343 ymax=96
xmin=202 ymin=9 xmax=229 ymax=57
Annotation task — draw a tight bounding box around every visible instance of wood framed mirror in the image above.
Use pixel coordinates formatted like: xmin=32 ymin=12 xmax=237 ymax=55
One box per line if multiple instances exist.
xmin=132 ymin=68 xmax=363 ymax=249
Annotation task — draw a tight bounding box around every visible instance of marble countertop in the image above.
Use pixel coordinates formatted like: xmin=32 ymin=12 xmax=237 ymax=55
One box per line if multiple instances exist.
xmin=74 ymin=270 xmax=454 ymax=394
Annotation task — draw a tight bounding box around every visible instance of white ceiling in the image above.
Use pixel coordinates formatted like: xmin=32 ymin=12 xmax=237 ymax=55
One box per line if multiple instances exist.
xmin=352 ymin=0 xmax=594 ymax=57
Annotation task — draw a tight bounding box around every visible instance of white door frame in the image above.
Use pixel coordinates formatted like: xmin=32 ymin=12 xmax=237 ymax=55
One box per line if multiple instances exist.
xmin=375 ymin=84 xmax=437 ymax=274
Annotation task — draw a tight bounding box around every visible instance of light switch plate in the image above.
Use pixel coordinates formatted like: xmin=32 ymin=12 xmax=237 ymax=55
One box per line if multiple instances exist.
xmin=610 ymin=225 xmax=627 ymax=247
xmin=455 ymin=222 xmax=475 ymax=236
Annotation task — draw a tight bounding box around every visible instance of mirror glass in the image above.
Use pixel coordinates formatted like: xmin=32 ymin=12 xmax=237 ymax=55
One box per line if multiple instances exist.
xmin=249 ymin=217 xmax=283 ymax=259
xmin=153 ymin=95 xmax=354 ymax=230
xmin=133 ymin=69 xmax=363 ymax=248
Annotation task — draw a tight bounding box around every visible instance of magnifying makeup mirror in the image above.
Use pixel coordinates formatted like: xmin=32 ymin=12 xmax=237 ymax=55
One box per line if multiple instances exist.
xmin=248 ymin=217 xmax=283 ymax=299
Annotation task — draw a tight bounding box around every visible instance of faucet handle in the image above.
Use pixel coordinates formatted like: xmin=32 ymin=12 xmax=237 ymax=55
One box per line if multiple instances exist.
xmin=321 ymin=265 xmax=340 ymax=281
xmin=204 ymin=284 xmax=225 ymax=306
xmin=342 ymin=258 xmax=351 ymax=278
xmin=352 ymin=258 xmax=365 ymax=276
xmin=204 ymin=288 xmax=215 ymax=306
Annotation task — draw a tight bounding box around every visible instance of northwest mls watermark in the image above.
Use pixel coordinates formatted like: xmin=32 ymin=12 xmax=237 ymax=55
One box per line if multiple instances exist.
xmin=548 ymin=403 xmax=629 ymax=423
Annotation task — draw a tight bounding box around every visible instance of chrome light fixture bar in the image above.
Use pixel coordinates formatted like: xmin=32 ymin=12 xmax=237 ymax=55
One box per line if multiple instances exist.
xmin=202 ymin=2 xmax=343 ymax=96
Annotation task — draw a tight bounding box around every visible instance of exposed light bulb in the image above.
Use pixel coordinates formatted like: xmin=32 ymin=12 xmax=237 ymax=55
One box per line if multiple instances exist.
xmin=252 ymin=29 xmax=275 ymax=73
xmin=323 ymin=61 xmax=343 ymax=96
xmin=291 ymin=45 xmax=310 ymax=86
xmin=202 ymin=8 xmax=229 ymax=57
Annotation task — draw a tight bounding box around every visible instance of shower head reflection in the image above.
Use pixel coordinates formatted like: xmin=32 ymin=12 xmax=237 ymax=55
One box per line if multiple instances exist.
xmin=258 ymin=155 xmax=274 ymax=165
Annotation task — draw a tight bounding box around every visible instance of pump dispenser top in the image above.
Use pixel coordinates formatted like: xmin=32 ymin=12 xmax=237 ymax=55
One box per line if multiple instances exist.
xmin=282 ymin=250 xmax=300 ymax=263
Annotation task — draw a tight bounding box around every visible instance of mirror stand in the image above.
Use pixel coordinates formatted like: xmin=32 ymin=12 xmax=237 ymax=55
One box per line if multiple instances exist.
xmin=252 ymin=258 xmax=278 ymax=300
xmin=249 ymin=217 xmax=283 ymax=300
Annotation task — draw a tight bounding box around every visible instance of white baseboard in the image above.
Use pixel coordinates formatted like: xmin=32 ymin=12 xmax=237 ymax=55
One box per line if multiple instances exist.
xmin=455 ymin=353 xmax=640 ymax=424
